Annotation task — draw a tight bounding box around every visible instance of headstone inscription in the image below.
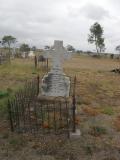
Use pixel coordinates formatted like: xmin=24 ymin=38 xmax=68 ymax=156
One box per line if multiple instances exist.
xmin=41 ymin=40 xmax=72 ymax=97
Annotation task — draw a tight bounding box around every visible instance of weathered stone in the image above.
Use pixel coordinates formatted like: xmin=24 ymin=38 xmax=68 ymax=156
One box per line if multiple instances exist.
xmin=41 ymin=40 xmax=72 ymax=97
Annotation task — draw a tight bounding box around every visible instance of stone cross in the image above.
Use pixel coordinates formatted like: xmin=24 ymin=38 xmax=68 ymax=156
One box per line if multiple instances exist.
xmin=41 ymin=40 xmax=72 ymax=97
xmin=44 ymin=40 xmax=72 ymax=73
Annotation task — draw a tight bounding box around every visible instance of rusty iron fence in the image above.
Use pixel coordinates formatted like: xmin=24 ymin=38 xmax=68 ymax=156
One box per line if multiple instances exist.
xmin=8 ymin=75 xmax=77 ymax=137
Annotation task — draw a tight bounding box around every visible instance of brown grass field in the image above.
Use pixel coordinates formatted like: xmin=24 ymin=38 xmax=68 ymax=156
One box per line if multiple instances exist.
xmin=0 ymin=55 xmax=120 ymax=160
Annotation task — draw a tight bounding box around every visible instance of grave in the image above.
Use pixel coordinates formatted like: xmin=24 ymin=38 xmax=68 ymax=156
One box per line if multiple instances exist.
xmin=40 ymin=40 xmax=81 ymax=138
xmin=8 ymin=40 xmax=80 ymax=138
xmin=41 ymin=40 xmax=71 ymax=97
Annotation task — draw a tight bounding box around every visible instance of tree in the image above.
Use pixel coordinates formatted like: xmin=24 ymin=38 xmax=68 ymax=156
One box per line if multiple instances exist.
xmin=0 ymin=41 xmax=1 ymax=47
xmin=66 ymin=45 xmax=75 ymax=52
xmin=116 ymin=45 xmax=120 ymax=53
xmin=98 ymin=38 xmax=106 ymax=52
xmin=115 ymin=45 xmax=120 ymax=71
xmin=88 ymin=22 xmax=105 ymax=53
xmin=44 ymin=46 xmax=50 ymax=50
xmin=19 ymin=43 xmax=30 ymax=58
xmin=2 ymin=35 xmax=16 ymax=53
xmin=31 ymin=46 xmax=37 ymax=51
xmin=1 ymin=35 xmax=16 ymax=62
xmin=20 ymin=43 xmax=30 ymax=52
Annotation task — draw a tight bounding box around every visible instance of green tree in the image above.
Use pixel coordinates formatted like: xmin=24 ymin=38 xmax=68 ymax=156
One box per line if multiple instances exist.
xmin=31 ymin=46 xmax=37 ymax=51
xmin=0 ymin=41 xmax=2 ymax=48
xmin=20 ymin=43 xmax=30 ymax=52
xmin=115 ymin=45 xmax=120 ymax=70
xmin=116 ymin=45 xmax=120 ymax=54
xmin=19 ymin=44 xmax=30 ymax=58
xmin=88 ymin=22 xmax=105 ymax=53
xmin=44 ymin=45 xmax=50 ymax=50
xmin=2 ymin=35 xmax=16 ymax=53
xmin=1 ymin=35 xmax=16 ymax=62
xmin=66 ymin=45 xmax=75 ymax=52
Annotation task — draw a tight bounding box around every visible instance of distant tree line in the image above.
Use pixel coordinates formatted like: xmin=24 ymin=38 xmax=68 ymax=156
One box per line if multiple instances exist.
xmin=0 ymin=35 xmax=37 ymax=53
xmin=1 ymin=23 xmax=120 ymax=55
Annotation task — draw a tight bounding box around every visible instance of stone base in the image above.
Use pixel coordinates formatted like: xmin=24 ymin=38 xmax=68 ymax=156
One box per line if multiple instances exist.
xmin=41 ymin=71 xmax=70 ymax=97
xmin=37 ymin=95 xmax=72 ymax=103
xmin=70 ymin=129 xmax=81 ymax=139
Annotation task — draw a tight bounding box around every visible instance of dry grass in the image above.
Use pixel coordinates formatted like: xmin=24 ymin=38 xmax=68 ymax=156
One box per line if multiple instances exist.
xmin=64 ymin=55 xmax=120 ymax=109
xmin=0 ymin=55 xmax=120 ymax=160
xmin=0 ymin=58 xmax=39 ymax=91
xmin=114 ymin=115 xmax=120 ymax=131
xmin=82 ymin=106 xmax=101 ymax=116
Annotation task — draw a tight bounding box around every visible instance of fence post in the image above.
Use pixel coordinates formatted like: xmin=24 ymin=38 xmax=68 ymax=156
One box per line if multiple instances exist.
xmin=34 ymin=56 xmax=37 ymax=69
xmin=65 ymin=99 xmax=70 ymax=138
xmin=72 ymin=76 xmax=76 ymax=132
xmin=8 ymin=100 xmax=14 ymax=132
xmin=47 ymin=58 xmax=49 ymax=72
xmin=37 ymin=75 xmax=40 ymax=95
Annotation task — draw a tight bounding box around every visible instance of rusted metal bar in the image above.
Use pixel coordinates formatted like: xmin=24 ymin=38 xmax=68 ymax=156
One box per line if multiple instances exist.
xmin=15 ymin=98 xmax=20 ymax=129
xmin=41 ymin=103 xmax=44 ymax=133
xmin=34 ymin=55 xmax=37 ymax=68
xmin=47 ymin=58 xmax=49 ymax=72
xmin=65 ymin=99 xmax=70 ymax=138
xmin=34 ymin=102 xmax=38 ymax=132
xmin=47 ymin=103 xmax=50 ymax=133
xmin=54 ymin=102 xmax=56 ymax=133
xmin=8 ymin=100 xmax=14 ymax=132
xmin=72 ymin=76 xmax=77 ymax=132
xmin=37 ymin=75 xmax=39 ymax=95
xmin=28 ymin=102 xmax=32 ymax=133
xmin=59 ymin=101 xmax=62 ymax=129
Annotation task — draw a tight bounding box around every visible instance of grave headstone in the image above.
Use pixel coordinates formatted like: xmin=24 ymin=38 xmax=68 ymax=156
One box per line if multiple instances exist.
xmin=41 ymin=40 xmax=72 ymax=97
xmin=28 ymin=51 xmax=35 ymax=58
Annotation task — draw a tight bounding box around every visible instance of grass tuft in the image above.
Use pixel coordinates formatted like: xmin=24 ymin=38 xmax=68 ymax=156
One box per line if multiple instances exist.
xmin=102 ymin=107 xmax=114 ymax=115
xmin=89 ymin=126 xmax=107 ymax=137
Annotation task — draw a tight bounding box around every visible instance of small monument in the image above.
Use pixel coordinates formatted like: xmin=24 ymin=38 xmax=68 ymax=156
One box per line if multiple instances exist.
xmin=40 ymin=40 xmax=81 ymax=138
xmin=28 ymin=51 xmax=35 ymax=58
xmin=41 ymin=40 xmax=71 ymax=97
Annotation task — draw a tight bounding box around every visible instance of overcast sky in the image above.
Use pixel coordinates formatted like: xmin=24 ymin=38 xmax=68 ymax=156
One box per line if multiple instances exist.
xmin=0 ymin=0 xmax=120 ymax=52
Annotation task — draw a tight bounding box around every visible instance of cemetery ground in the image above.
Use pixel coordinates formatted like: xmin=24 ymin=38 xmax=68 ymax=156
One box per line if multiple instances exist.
xmin=0 ymin=55 xmax=120 ymax=160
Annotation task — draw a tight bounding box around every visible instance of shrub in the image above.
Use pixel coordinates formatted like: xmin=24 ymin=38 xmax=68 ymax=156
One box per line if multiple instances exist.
xmin=9 ymin=136 xmax=26 ymax=149
xmin=0 ymin=91 xmax=9 ymax=98
xmin=84 ymin=145 xmax=93 ymax=155
xmin=89 ymin=126 xmax=107 ymax=137
xmin=102 ymin=107 xmax=114 ymax=115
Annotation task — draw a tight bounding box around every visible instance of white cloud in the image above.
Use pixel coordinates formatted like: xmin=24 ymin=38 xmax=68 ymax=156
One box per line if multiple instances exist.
xmin=0 ymin=0 xmax=120 ymax=52
xmin=81 ymin=3 xmax=109 ymax=20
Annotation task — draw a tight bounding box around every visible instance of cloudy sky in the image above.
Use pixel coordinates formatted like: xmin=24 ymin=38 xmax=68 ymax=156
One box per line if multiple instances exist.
xmin=0 ymin=0 xmax=120 ymax=52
